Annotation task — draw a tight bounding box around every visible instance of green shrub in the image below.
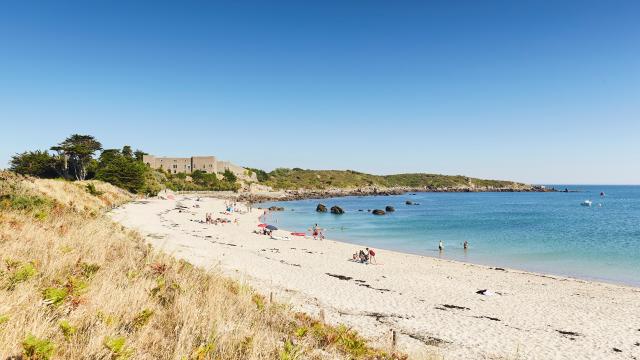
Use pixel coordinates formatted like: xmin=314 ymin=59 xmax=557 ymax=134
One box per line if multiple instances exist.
xmin=43 ymin=287 xmax=68 ymax=306
xmin=22 ymin=334 xmax=56 ymax=360
xmin=0 ymin=194 xmax=51 ymax=212
xmin=245 ymin=167 xmax=270 ymax=182
xmin=335 ymin=324 xmax=368 ymax=357
xmin=279 ymin=339 xmax=302 ymax=360
xmin=104 ymin=336 xmax=133 ymax=359
xmin=85 ymin=183 xmax=103 ymax=196
xmin=34 ymin=210 xmax=48 ymax=220
xmin=59 ymin=320 xmax=77 ymax=340
xmin=294 ymin=326 xmax=308 ymax=337
xmin=132 ymin=309 xmax=154 ymax=329
xmin=81 ymin=262 xmax=101 ymax=278
xmin=7 ymin=262 xmax=36 ymax=289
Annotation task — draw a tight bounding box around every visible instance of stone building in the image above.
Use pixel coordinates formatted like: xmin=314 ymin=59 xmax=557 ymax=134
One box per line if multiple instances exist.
xmin=142 ymin=154 xmax=250 ymax=178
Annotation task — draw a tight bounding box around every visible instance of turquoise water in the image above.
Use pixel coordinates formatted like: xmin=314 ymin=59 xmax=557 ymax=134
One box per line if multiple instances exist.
xmin=262 ymin=186 xmax=640 ymax=286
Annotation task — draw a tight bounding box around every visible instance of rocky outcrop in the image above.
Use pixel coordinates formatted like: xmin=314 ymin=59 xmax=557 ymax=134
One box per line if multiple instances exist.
xmin=330 ymin=206 xmax=344 ymax=214
xmin=233 ymin=184 xmax=554 ymax=203
xmin=316 ymin=204 xmax=327 ymax=213
xmin=372 ymin=209 xmax=385 ymax=215
xmin=385 ymin=206 xmax=395 ymax=212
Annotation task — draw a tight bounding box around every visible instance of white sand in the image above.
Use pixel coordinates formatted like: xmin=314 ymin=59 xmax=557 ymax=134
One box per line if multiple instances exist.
xmin=110 ymin=196 xmax=640 ymax=360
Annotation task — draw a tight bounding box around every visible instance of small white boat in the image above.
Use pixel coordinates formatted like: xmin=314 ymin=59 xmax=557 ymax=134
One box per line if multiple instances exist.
xmin=581 ymin=200 xmax=592 ymax=207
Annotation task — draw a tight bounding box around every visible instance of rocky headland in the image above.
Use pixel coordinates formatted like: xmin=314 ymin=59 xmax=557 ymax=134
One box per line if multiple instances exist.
xmin=235 ymin=184 xmax=553 ymax=202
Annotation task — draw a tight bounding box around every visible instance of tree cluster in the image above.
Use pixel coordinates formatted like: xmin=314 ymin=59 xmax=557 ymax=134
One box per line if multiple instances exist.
xmin=9 ymin=134 xmax=240 ymax=194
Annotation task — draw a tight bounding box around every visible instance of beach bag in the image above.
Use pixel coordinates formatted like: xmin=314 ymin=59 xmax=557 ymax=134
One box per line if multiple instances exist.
xmin=369 ymin=249 xmax=376 ymax=256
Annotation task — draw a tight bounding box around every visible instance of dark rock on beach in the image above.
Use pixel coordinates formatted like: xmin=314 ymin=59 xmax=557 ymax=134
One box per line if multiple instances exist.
xmin=330 ymin=205 xmax=344 ymax=214
xmin=316 ymin=204 xmax=327 ymax=212
xmin=385 ymin=206 xmax=395 ymax=212
xmin=372 ymin=209 xmax=386 ymax=215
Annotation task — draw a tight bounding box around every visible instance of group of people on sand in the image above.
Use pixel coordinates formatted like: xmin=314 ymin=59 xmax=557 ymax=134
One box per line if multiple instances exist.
xmin=254 ymin=228 xmax=273 ymax=236
xmin=224 ymin=200 xmax=248 ymax=214
xmin=205 ymin=213 xmax=238 ymax=226
xmin=352 ymin=247 xmax=376 ymax=264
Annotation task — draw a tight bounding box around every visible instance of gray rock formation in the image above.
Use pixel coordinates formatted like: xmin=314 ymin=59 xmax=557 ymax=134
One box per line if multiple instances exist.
xmin=330 ymin=206 xmax=344 ymax=214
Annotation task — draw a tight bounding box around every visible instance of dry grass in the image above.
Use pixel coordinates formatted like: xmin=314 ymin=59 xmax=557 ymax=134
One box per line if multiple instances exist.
xmin=0 ymin=172 xmax=406 ymax=360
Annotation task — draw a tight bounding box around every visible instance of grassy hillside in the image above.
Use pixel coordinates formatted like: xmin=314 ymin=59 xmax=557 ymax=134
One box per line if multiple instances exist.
xmin=260 ymin=168 xmax=527 ymax=191
xmin=0 ymin=172 xmax=406 ymax=359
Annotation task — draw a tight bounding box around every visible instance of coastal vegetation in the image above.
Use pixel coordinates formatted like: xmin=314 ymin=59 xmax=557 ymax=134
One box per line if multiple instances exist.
xmin=9 ymin=134 xmax=240 ymax=195
xmin=160 ymin=169 xmax=240 ymax=192
xmin=0 ymin=172 xmax=405 ymax=359
xmin=251 ymin=168 xmax=527 ymax=191
xmin=8 ymin=134 xmax=527 ymax=196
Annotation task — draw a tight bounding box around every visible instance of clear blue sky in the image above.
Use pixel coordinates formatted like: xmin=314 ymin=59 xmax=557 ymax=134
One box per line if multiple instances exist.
xmin=1 ymin=1 xmax=638 ymax=184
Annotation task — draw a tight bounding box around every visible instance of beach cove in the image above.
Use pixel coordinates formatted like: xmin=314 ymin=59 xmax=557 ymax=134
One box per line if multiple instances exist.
xmin=260 ymin=186 xmax=640 ymax=286
xmin=110 ymin=196 xmax=640 ymax=360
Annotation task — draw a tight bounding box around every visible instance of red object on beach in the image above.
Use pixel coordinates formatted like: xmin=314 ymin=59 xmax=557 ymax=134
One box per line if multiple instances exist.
xmin=291 ymin=232 xmax=306 ymax=236
xmin=257 ymin=223 xmax=267 ymax=228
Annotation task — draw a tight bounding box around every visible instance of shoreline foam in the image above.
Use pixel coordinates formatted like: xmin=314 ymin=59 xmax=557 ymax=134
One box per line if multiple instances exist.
xmin=111 ymin=196 xmax=640 ymax=360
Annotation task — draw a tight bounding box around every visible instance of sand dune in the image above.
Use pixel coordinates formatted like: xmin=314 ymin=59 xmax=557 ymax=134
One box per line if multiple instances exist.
xmin=110 ymin=196 xmax=640 ymax=360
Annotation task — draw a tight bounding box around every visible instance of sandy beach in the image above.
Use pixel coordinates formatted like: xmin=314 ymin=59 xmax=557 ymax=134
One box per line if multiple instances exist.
xmin=110 ymin=196 xmax=640 ymax=360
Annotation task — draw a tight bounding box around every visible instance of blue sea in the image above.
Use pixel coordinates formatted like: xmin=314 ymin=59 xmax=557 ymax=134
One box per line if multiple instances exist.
xmin=261 ymin=186 xmax=640 ymax=286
